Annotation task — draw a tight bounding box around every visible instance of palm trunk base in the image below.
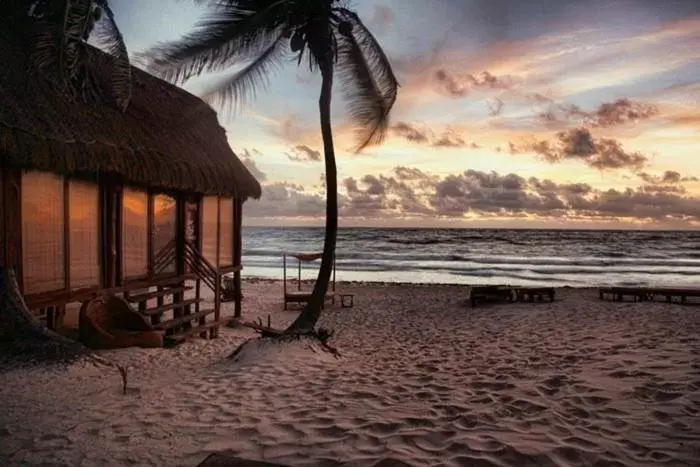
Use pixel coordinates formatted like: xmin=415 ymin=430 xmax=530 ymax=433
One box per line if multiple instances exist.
xmin=0 ymin=266 xmax=128 ymax=392
xmin=229 ymin=317 xmax=339 ymax=360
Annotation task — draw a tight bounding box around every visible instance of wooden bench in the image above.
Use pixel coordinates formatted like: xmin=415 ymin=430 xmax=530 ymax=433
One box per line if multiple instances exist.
xmin=469 ymin=285 xmax=514 ymax=308
xmin=514 ymin=286 xmax=555 ymax=302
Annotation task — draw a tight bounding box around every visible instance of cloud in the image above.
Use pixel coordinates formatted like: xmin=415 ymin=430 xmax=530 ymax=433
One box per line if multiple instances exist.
xmin=434 ymin=70 xmax=517 ymax=98
xmin=638 ymin=170 xmax=699 ymax=184
xmin=391 ymin=122 xmax=431 ymax=143
xmin=245 ymin=182 xmax=326 ymax=218
xmin=239 ymin=149 xmax=267 ymax=182
xmin=513 ymin=128 xmax=649 ymax=171
xmin=286 ymin=144 xmax=321 ymax=162
xmin=536 ymin=98 xmax=660 ymax=128
xmin=391 ymin=122 xmax=479 ymax=148
xmin=368 ymin=5 xmax=394 ymax=33
xmin=337 ymin=166 xmax=700 ymax=223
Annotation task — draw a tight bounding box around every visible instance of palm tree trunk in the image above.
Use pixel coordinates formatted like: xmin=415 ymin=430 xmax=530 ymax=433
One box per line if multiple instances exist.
xmin=286 ymin=61 xmax=337 ymax=333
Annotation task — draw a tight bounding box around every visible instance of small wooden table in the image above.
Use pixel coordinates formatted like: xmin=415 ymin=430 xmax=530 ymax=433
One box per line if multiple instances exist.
xmin=339 ymin=293 xmax=355 ymax=308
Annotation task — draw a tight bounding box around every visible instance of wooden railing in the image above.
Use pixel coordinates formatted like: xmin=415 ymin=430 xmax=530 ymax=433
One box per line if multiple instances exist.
xmin=152 ymin=239 xmax=219 ymax=292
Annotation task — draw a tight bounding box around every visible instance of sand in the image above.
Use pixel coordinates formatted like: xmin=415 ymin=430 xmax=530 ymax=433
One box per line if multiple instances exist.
xmin=1 ymin=281 xmax=699 ymax=466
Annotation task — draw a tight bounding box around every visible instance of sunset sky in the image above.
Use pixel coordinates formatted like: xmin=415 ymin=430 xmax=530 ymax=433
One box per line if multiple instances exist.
xmin=113 ymin=0 xmax=700 ymax=229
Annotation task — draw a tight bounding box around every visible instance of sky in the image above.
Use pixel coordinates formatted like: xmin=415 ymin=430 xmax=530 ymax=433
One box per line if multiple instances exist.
xmin=112 ymin=0 xmax=700 ymax=229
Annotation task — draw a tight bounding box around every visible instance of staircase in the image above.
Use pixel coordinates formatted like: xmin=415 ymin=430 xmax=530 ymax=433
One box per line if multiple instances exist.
xmin=123 ymin=239 xmax=230 ymax=346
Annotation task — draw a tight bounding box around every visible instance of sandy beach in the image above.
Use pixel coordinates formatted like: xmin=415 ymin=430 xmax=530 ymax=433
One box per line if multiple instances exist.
xmin=1 ymin=280 xmax=699 ymax=466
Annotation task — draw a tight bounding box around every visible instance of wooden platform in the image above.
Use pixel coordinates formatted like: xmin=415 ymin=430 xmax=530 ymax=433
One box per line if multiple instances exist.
xmin=599 ymin=286 xmax=700 ymax=304
xmin=468 ymin=285 xmax=514 ymax=308
xmin=514 ymin=286 xmax=555 ymax=302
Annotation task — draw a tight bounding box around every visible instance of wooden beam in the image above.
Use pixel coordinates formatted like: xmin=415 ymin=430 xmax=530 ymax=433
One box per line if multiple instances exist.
xmin=0 ymin=167 xmax=5 ymax=267
xmin=234 ymin=198 xmax=243 ymax=318
xmin=63 ymin=179 xmax=70 ymax=291
xmin=13 ymin=170 xmax=23 ymax=291
xmin=147 ymin=191 xmax=154 ymax=277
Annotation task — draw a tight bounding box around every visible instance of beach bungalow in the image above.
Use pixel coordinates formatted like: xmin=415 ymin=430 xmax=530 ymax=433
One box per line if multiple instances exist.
xmin=0 ymin=37 xmax=261 ymax=345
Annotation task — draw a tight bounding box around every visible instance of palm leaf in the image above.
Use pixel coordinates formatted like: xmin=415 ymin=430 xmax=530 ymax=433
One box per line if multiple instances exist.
xmin=142 ymin=2 xmax=289 ymax=85
xmin=199 ymin=32 xmax=288 ymax=115
xmin=338 ymin=9 xmax=398 ymax=109
xmin=93 ymin=0 xmax=132 ymax=110
xmin=336 ymin=20 xmax=398 ymax=151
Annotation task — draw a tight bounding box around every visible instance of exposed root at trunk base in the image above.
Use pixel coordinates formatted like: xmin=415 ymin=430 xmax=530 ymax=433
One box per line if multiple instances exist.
xmin=0 ymin=268 xmax=129 ymax=394
xmin=228 ymin=316 xmax=340 ymax=360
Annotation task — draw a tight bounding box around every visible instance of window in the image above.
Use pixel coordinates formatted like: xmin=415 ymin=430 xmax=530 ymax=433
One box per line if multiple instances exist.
xmin=122 ymin=188 xmax=148 ymax=278
xmin=219 ymin=197 xmax=233 ymax=266
xmin=68 ymin=180 xmax=100 ymax=288
xmin=201 ymin=196 xmax=218 ymax=266
xmin=21 ymin=171 xmax=65 ymax=294
xmin=153 ymin=194 xmax=176 ymax=273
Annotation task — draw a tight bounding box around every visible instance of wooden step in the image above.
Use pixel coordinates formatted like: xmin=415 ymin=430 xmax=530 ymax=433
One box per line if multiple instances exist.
xmin=164 ymin=317 xmax=233 ymax=346
xmin=142 ymin=298 xmax=199 ymax=316
xmin=153 ymin=308 xmax=215 ymax=331
xmin=125 ymin=285 xmax=192 ymax=303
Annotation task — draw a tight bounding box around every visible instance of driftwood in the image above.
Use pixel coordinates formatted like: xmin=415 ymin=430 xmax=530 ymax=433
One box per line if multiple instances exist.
xmin=228 ymin=316 xmax=340 ymax=360
xmin=0 ymin=267 xmax=129 ymax=394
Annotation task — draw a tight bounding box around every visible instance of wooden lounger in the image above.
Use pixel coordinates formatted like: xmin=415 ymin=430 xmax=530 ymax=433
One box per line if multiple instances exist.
xmin=284 ymin=291 xmax=335 ymax=310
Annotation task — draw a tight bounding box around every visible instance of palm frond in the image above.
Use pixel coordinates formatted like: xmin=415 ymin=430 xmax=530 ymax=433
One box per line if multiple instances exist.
xmin=199 ymin=32 xmax=288 ymax=116
xmin=336 ymin=15 xmax=398 ymax=152
xmin=142 ymin=2 xmax=289 ymax=85
xmin=338 ymin=8 xmax=398 ymax=108
xmin=29 ymin=0 xmax=92 ymax=89
xmin=93 ymin=0 xmax=131 ymax=110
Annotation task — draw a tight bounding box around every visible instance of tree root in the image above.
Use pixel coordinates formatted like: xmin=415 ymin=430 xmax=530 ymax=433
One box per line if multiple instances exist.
xmin=0 ymin=268 xmax=129 ymax=394
xmin=228 ymin=316 xmax=340 ymax=360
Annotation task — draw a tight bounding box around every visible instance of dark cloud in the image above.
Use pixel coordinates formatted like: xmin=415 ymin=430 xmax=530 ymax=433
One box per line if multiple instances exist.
xmin=434 ymin=70 xmax=516 ymax=98
xmin=391 ymin=122 xmax=431 ymax=143
xmin=638 ymin=170 xmax=699 ymax=185
xmin=513 ymin=128 xmax=648 ymax=171
xmin=245 ymin=182 xmax=325 ymax=218
xmin=239 ymin=149 xmax=267 ymax=182
xmin=535 ymin=98 xmax=659 ymax=128
xmin=589 ymin=98 xmax=659 ymax=127
xmin=391 ymin=122 xmax=479 ymax=149
xmin=338 ymin=166 xmax=700 ymax=222
xmin=286 ymin=144 xmax=321 ymax=162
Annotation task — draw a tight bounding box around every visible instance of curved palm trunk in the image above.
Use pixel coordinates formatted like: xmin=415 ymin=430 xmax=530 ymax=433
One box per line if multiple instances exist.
xmin=286 ymin=62 xmax=337 ymax=333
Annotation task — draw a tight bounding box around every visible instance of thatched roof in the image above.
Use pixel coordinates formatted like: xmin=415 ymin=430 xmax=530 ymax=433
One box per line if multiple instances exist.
xmin=0 ymin=37 xmax=261 ymax=199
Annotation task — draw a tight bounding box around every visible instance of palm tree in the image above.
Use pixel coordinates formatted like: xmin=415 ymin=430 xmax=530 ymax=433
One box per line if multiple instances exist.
xmin=0 ymin=0 xmax=131 ymax=110
xmin=144 ymin=0 xmax=398 ymax=332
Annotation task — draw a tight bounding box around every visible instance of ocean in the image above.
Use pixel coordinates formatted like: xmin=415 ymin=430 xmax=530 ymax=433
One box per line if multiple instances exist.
xmin=241 ymin=227 xmax=700 ymax=288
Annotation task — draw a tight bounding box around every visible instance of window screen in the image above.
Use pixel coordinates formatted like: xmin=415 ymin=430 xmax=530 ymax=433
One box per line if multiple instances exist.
xmin=21 ymin=171 xmax=65 ymax=294
xmin=68 ymin=180 xmax=100 ymax=288
xmin=122 ymin=188 xmax=148 ymax=278
xmin=218 ymin=197 xmax=233 ymax=266
xmin=201 ymin=196 xmax=218 ymax=266
xmin=153 ymin=194 xmax=176 ymax=273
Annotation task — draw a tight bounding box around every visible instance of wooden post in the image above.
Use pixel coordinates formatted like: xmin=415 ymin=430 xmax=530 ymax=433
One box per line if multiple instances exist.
xmin=233 ymin=198 xmax=243 ymax=319
xmin=147 ymin=193 xmax=154 ymax=278
xmin=175 ymin=194 xmax=186 ymax=323
xmin=210 ymin=197 xmax=221 ymax=338
xmin=0 ymin=167 xmax=5 ymax=268
xmin=283 ymin=254 xmax=287 ymax=310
